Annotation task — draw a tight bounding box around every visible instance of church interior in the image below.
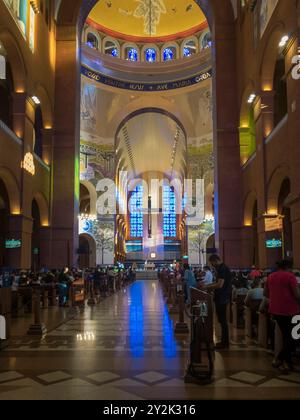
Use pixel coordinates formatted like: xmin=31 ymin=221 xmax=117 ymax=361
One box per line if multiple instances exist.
xmin=0 ymin=0 xmax=300 ymax=402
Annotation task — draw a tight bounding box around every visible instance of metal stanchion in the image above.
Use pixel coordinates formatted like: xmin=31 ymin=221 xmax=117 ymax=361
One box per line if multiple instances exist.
xmin=88 ymin=280 xmax=96 ymax=305
xmin=174 ymin=286 xmax=189 ymax=334
xmin=27 ymin=288 xmax=47 ymax=336
xmin=169 ymin=281 xmax=179 ymax=314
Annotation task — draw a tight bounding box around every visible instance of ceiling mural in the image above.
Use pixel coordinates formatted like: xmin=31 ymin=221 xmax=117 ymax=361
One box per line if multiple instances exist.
xmin=87 ymin=0 xmax=207 ymax=41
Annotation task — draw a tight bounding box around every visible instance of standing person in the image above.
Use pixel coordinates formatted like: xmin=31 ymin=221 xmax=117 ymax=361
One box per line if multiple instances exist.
xmin=205 ymin=254 xmax=232 ymax=349
xmin=183 ymin=263 xmax=197 ymax=304
xmin=202 ymin=265 xmax=214 ymax=285
xmin=265 ymin=260 xmax=300 ymax=373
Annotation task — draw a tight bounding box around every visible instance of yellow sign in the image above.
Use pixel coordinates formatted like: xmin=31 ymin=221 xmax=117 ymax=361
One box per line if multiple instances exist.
xmin=265 ymin=216 xmax=283 ymax=232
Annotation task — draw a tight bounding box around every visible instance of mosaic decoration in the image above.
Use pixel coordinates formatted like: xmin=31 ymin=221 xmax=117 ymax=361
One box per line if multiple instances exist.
xmin=260 ymin=0 xmax=278 ymax=38
xmin=81 ymin=84 xmax=97 ymax=131
xmin=3 ymin=0 xmax=27 ymax=36
xmin=133 ymin=0 xmax=167 ymax=36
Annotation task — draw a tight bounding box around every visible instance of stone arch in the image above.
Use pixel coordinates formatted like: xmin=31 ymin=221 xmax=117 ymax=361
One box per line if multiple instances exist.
xmin=33 ymin=83 xmax=54 ymax=129
xmin=267 ymin=164 xmax=290 ymax=214
xmin=161 ymin=42 xmax=179 ymax=61
xmin=0 ymin=28 xmax=26 ymax=92
xmin=259 ymin=22 xmax=286 ymax=91
xmin=79 ymin=232 xmax=96 ymax=268
xmin=33 ymin=191 xmax=50 ymax=227
xmin=0 ymin=166 xmax=20 ymax=214
xmin=54 ymin=0 xmax=241 ymax=267
xmin=244 ymin=191 xmax=258 ymax=226
xmin=80 ymin=180 xmax=97 ymax=215
xmin=122 ymin=43 xmax=140 ymax=61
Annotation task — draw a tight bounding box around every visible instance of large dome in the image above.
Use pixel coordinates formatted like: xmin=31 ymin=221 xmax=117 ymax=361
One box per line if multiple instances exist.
xmin=87 ymin=0 xmax=207 ymax=42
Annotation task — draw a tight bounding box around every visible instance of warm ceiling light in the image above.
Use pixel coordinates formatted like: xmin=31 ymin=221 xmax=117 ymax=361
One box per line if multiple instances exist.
xmin=31 ymin=95 xmax=40 ymax=105
xmin=279 ymin=35 xmax=289 ymax=48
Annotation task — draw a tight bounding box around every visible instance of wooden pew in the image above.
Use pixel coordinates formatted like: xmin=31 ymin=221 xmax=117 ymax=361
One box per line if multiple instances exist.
xmin=245 ymin=299 xmax=262 ymax=342
xmin=0 ymin=288 xmax=12 ymax=346
xmin=232 ymin=294 xmax=247 ymax=328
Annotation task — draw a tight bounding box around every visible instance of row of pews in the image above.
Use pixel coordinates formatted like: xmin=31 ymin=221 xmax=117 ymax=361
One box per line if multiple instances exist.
xmin=159 ymin=270 xmax=285 ymax=359
xmin=0 ymin=271 xmax=135 ymax=348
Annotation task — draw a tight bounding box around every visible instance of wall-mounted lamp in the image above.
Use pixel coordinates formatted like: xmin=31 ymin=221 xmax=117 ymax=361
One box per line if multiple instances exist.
xmin=247 ymin=93 xmax=256 ymax=104
xmin=31 ymin=95 xmax=41 ymax=105
xmin=279 ymin=35 xmax=289 ymax=48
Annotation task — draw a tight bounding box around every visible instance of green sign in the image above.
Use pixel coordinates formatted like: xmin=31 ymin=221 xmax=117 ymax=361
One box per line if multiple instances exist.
xmin=5 ymin=239 xmax=21 ymax=249
xmin=266 ymin=239 xmax=282 ymax=249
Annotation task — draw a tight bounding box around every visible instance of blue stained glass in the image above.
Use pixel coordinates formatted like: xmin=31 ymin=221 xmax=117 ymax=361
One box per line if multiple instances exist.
xmin=183 ymin=47 xmax=192 ymax=57
xmin=128 ymin=48 xmax=138 ymax=61
xmin=145 ymin=48 xmax=156 ymax=62
xmin=130 ymin=185 xmax=144 ymax=238
xmin=163 ymin=186 xmax=177 ymax=238
xmin=111 ymin=48 xmax=119 ymax=57
xmin=163 ymin=48 xmax=174 ymax=61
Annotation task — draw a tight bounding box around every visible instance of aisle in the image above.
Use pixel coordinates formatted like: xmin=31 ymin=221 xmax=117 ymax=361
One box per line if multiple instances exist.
xmin=0 ymin=281 xmax=299 ymax=400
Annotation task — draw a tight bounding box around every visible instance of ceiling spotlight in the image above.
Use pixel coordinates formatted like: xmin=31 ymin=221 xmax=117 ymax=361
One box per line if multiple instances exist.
xmin=247 ymin=93 xmax=256 ymax=104
xmin=31 ymin=95 xmax=40 ymax=105
xmin=279 ymin=35 xmax=289 ymax=48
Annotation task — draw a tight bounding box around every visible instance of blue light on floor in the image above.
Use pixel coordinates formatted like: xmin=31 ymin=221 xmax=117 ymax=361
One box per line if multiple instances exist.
xmin=129 ymin=282 xmax=145 ymax=358
xmin=128 ymin=281 xmax=178 ymax=359
xmin=162 ymin=305 xmax=177 ymax=358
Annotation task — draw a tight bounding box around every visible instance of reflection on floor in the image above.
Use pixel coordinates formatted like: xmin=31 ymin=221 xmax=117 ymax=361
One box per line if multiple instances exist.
xmin=0 ymin=280 xmax=300 ymax=400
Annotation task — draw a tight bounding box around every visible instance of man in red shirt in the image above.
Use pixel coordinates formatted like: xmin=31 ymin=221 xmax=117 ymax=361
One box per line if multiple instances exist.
xmin=265 ymin=260 xmax=300 ymax=373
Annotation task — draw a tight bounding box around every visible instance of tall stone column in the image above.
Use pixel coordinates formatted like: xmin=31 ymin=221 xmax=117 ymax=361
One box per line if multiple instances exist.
xmin=50 ymin=25 xmax=79 ymax=269
xmin=212 ymin=25 xmax=243 ymax=268
xmin=41 ymin=128 xmax=53 ymax=166
xmin=286 ymin=35 xmax=300 ymax=267
xmin=255 ymin=91 xmax=275 ymax=268
xmin=8 ymin=215 xmax=33 ymax=270
xmin=11 ymin=92 xmax=36 ymax=269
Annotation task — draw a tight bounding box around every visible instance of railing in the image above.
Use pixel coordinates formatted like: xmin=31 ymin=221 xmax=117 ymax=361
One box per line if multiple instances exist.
xmin=265 ymin=114 xmax=288 ymax=145
xmin=34 ymin=153 xmax=50 ymax=172
xmin=242 ymin=152 xmax=257 ymax=171
xmin=0 ymin=120 xmax=22 ymax=146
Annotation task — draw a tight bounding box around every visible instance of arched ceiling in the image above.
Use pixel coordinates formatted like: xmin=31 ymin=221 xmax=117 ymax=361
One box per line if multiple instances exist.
xmin=116 ymin=111 xmax=187 ymax=179
xmin=87 ymin=0 xmax=207 ymax=42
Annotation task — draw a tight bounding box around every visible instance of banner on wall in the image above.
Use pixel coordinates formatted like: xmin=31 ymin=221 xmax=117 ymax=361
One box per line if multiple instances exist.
xmin=3 ymin=0 xmax=28 ymax=36
xmin=81 ymin=65 xmax=212 ymax=92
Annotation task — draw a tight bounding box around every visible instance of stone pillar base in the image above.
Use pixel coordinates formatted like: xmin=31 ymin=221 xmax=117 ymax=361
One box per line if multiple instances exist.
xmin=174 ymin=322 xmax=189 ymax=334
xmin=169 ymin=305 xmax=179 ymax=315
xmin=87 ymin=297 xmax=96 ymax=305
xmin=27 ymin=323 xmax=47 ymax=336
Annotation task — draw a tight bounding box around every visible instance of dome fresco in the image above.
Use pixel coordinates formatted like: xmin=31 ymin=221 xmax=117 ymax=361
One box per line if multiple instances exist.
xmin=87 ymin=0 xmax=207 ymax=41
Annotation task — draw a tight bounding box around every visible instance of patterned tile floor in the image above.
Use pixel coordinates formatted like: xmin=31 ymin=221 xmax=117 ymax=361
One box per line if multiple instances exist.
xmin=0 ymin=280 xmax=300 ymax=400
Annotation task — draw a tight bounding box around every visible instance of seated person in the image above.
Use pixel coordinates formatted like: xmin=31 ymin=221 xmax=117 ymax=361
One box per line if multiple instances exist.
xmin=232 ymin=278 xmax=249 ymax=302
xmin=202 ymin=266 xmax=214 ymax=285
xmin=244 ymin=278 xmax=264 ymax=306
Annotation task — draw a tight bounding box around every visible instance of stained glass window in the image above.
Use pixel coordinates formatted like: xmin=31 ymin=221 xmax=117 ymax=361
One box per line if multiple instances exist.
xmin=163 ymin=48 xmax=174 ymax=61
xmin=163 ymin=186 xmax=177 ymax=238
xmin=111 ymin=48 xmax=119 ymax=57
xmin=130 ymin=185 xmax=143 ymax=238
xmin=183 ymin=47 xmax=192 ymax=57
xmin=127 ymin=48 xmax=138 ymax=62
xmin=145 ymin=48 xmax=156 ymax=62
